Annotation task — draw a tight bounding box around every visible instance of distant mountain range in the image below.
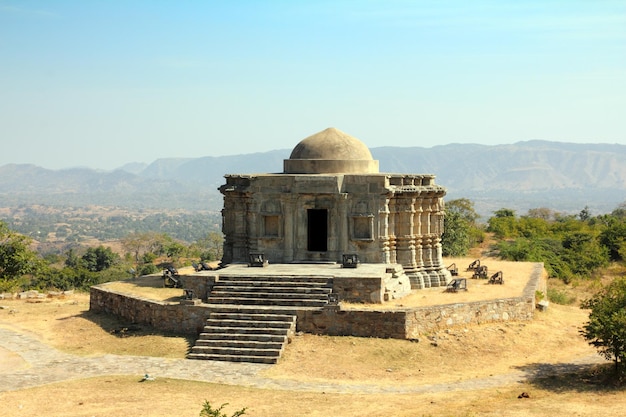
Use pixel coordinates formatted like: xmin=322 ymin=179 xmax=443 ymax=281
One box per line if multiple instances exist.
xmin=1 ymin=140 xmax=625 ymax=218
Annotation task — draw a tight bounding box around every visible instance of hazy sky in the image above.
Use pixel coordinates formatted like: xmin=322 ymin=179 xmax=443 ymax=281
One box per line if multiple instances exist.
xmin=1 ymin=1 xmax=625 ymax=170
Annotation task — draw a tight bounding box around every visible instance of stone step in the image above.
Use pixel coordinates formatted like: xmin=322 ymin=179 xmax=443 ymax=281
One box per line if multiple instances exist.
xmin=205 ymin=304 xmax=303 ymax=315
xmin=186 ymin=352 xmax=279 ymax=364
xmin=201 ymin=326 xmax=289 ymax=335
xmin=209 ymin=312 xmax=296 ymax=322
xmin=218 ymin=275 xmax=332 ymax=284
xmin=209 ymin=290 xmax=328 ymax=300
xmin=190 ymin=345 xmax=282 ymax=357
xmin=207 ymin=296 xmax=327 ymax=307
xmin=194 ymin=340 xmax=283 ymax=351
xmin=214 ymin=284 xmax=332 ymax=294
xmin=205 ymin=318 xmax=293 ymax=329
xmin=188 ymin=275 xmax=331 ymax=364
xmin=195 ymin=333 xmax=287 ymax=349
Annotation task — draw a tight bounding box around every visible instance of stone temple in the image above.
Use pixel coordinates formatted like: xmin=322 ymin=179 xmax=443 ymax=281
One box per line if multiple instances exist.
xmin=219 ymin=127 xmax=450 ymax=290
xmin=90 ymin=131 xmax=543 ymax=364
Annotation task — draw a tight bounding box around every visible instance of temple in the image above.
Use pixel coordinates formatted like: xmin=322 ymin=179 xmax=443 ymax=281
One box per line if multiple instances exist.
xmin=219 ymin=127 xmax=450 ymax=289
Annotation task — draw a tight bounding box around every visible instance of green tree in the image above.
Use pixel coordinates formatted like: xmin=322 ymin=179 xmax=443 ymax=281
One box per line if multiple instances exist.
xmin=0 ymin=221 xmax=42 ymax=283
xmin=599 ymin=218 xmax=626 ymax=261
xmin=447 ymin=198 xmax=480 ymax=224
xmin=82 ymin=246 xmax=120 ymax=272
xmin=441 ymin=198 xmax=483 ymax=257
xmin=581 ymin=277 xmax=626 ymax=376
xmin=487 ymin=208 xmax=517 ymax=239
xmin=562 ymin=231 xmax=609 ymax=277
xmin=442 ymin=210 xmax=470 ymax=256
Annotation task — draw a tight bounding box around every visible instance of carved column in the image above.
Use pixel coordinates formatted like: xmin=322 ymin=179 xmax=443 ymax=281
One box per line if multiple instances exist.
xmin=379 ymin=196 xmax=391 ymax=264
xmin=283 ymin=194 xmax=295 ymax=263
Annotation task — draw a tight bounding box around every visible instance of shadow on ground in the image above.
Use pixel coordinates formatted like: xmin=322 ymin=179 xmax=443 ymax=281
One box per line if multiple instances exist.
xmin=514 ymin=361 xmax=626 ymax=393
xmin=57 ymin=309 xmax=196 ymax=348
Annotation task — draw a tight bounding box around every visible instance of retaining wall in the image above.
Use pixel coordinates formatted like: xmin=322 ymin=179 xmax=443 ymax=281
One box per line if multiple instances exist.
xmin=90 ymin=286 xmax=210 ymax=335
xmin=297 ymin=262 xmax=545 ymax=338
xmin=90 ymin=263 xmax=546 ymax=339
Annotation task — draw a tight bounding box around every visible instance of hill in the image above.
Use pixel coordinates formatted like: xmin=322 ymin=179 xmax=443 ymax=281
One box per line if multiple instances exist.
xmin=0 ymin=141 xmax=624 ymax=217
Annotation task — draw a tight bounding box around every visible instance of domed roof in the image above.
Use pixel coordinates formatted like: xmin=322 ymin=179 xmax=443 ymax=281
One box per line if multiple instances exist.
xmin=284 ymin=127 xmax=379 ymax=174
xmin=289 ymin=127 xmax=374 ymax=161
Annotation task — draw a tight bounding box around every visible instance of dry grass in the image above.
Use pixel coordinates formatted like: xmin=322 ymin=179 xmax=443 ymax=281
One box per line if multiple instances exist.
xmin=1 ymin=371 xmax=625 ymax=417
xmin=263 ymin=302 xmax=594 ymax=386
xmin=0 ymin=294 xmax=192 ymax=358
xmin=104 ymin=275 xmax=187 ymax=302
xmin=2 ymin=259 xmax=626 ymax=416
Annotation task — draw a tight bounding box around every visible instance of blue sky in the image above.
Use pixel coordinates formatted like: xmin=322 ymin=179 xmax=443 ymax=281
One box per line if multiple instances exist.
xmin=1 ymin=0 xmax=625 ymax=170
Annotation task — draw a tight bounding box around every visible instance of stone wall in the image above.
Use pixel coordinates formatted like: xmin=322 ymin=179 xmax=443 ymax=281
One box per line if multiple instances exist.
xmin=298 ymin=263 xmax=545 ymax=339
xmin=90 ymin=285 xmax=211 ymax=335
xmin=90 ymin=263 xmax=546 ymax=340
xmin=297 ymin=307 xmax=407 ymax=338
xmin=332 ymin=276 xmax=384 ymax=303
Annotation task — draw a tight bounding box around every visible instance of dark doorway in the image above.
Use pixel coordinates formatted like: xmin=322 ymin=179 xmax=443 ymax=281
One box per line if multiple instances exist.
xmin=307 ymin=209 xmax=328 ymax=251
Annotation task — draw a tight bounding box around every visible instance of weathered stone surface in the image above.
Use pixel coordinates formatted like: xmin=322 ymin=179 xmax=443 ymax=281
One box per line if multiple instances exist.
xmin=90 ymin=262 xmax=544 ymax=340
xmin=218 ymin=128 xmax=451 ymax=290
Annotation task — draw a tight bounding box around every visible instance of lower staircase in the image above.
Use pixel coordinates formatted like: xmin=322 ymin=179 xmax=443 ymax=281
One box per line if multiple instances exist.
xmin=187 ymin=275 xmax=332 ymax=364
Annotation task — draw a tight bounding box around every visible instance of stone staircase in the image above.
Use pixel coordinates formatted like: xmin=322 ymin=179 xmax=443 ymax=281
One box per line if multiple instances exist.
xmin=187 ymin=275 xmax=333 ymax=364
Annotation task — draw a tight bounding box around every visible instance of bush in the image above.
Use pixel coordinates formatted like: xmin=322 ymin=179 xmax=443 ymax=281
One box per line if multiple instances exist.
xmin=547 ymin=288 xmax=577 ymax=305
xmin=199 ymin=401 xmax=246 ymax=417
xmin=140 ymin=263 xmax=159 ymax=275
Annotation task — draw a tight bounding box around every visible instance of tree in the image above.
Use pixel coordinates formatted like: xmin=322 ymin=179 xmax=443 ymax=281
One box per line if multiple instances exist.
xmin=193 ymin=232 xmax=224 ymax=261
xmin=164 ymin=240 xmax=186 ymax=263
xmin=447 ymin=198 xmax=479 ymax=224
xmin=82 ymin=246 xmax=120 ymax=272
xmin=581 ymin=277 xmax=626 ymax=377
xmin=0 ymin=221 xmax=42 ymax=282
xmin=579 ymin=206 xmax=591 ymax=221
xmin=441 ymin=211 xmax=470 ymax=257
xmin=122 ymin=232 xmax=166 ymax=276
xmin=441 ymin=198 xmax=483 ymax=257
xmin=599 ymin=218 xmax=626 ymax=261
xmin=526 ymin=207 xmax=557 ymax=221
xmin=487 ymin=208 xmax=517 ymax=239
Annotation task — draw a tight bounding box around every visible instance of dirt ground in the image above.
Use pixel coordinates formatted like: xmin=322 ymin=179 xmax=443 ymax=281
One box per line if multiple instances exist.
xmin=1 ymin=258 xmax=625 ymax=416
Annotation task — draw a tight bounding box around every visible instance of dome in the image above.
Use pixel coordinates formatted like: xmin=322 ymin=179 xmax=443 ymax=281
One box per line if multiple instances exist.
xmin=284 ymin=127 xmax=379 ymax=174
xmin=289 ymin=127 xmax=374 ymax=161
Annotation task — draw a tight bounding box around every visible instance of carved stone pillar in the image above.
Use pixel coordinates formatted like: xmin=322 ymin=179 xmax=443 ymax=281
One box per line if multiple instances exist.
xmin=283 ymin=195 xmax=295 ymax=263
xmin=378 ymin=197 xmax=391 ymax=264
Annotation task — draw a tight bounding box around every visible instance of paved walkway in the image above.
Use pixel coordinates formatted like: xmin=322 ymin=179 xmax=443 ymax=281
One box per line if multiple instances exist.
xmin=0 ymin=327 xmax=606 ymax=395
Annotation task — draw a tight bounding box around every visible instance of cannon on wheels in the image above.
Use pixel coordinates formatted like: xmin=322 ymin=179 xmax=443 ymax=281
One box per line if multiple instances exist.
xmin=192 ymin=261 xmax=213 ymax=272
xmin=163 ymin=265 xmax=181 ymax=288
xmin=447 ymin=263 xmax=459 ymax=276
xmin=472 ymin=265 xmax=489 ymax=279
xmin=446 ymin=278 xmax=468 ymax=293
xmin=467 ymin=259 xmax=480 ymax=271
xmin=488 ymin=271 xmax=504 ymax=285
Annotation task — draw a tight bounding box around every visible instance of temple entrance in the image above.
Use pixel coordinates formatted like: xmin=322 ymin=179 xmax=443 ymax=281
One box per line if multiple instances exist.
xmin=307 ymin=209 xmax=328 ymax=251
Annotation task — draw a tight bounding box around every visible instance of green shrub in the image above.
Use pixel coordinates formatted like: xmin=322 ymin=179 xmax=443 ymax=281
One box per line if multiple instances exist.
xmin=140 ymin=263 xmax=159 ymax=275
xmin=548 ymin=288 xmax=577 ymax=305
xmin=199 ymin=401 xmax=246 ymax=417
